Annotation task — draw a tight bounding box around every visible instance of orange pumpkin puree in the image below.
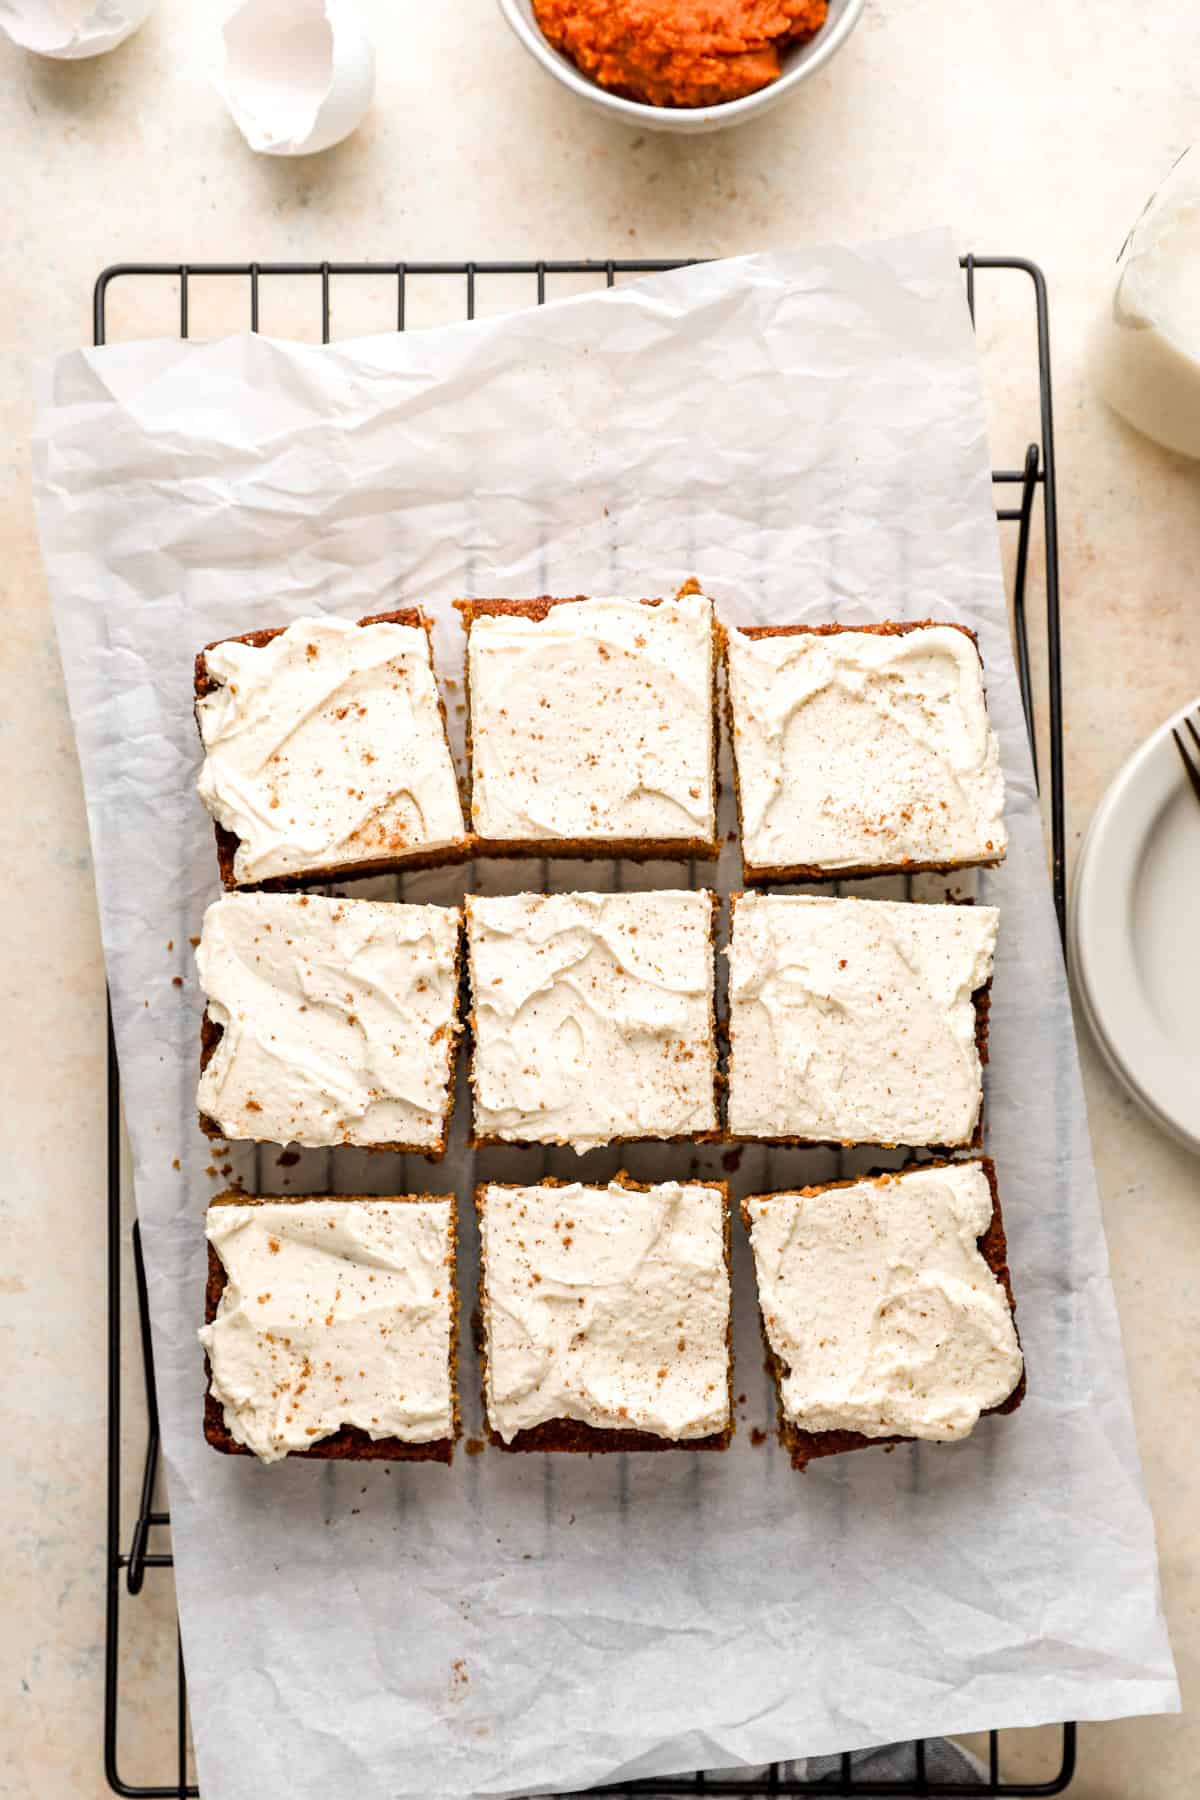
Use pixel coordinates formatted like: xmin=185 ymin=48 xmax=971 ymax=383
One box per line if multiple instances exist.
xmin=532 ymin=0 xmax=829 ymax=110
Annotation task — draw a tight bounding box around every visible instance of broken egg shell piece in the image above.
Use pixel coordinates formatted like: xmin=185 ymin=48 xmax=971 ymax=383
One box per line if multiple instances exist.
xmin=218 ymin=0 xmax=375 ymax=157
xmin=0 ymin=0 xmax=153 ymax=59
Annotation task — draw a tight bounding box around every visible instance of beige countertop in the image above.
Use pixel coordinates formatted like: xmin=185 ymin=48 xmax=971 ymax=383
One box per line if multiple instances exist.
xmin=4 ymin=2 xmax=1198 ymax=1794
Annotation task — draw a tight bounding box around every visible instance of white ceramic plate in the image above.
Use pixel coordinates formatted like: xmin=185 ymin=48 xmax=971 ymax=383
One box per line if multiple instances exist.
xmin=1070 ymin=698 xmax=1200 ymax=1152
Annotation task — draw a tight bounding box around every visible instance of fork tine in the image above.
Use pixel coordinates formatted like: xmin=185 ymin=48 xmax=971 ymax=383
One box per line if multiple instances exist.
xmin=1172 ymin=724 xmax=1200 ymax=807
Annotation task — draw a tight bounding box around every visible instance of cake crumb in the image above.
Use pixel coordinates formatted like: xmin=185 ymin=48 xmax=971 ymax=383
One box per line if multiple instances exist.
xmin=464 ymin=1437 xmax=485 ymax=1457
xmin=750 ymin=1427 xmax=768 ymax=1447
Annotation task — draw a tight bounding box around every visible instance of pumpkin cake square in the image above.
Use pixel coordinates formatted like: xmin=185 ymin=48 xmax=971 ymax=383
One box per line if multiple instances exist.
xmin=478 ymin=1175 xmax=732 ymax=1452
xmin=725 ymin=892 xmax=997 ymax=1149
xmin=465 ymin=888 xmax=719 ymax=1152
xmin=196 ymin=892 xmax=461 ymax=1155
xmin=742 ymin=1158 xmax=1024 ymax=1469
xmin=723 ymin=620 xmax=1006 ymax=882
xmin=195 ymin=609 xmax=469 ymax=889
xmin=457 ymin=585 xmax=718 ymax=858
xmin=200 ymin=1190 xmax=459 ymax=1464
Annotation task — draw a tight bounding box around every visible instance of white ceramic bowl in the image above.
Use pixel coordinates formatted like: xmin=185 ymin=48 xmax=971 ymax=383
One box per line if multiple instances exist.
xmin=497 ymin=0 xmax=865 ymax=134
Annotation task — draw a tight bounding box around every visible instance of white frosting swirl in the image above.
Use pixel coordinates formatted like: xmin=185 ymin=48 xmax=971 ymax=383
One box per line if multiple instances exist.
xmin=466 ymin=890 xmax=718 ymax=1153
xmin=726 ymin=894 xmax=997 ymax=1147
xmin=196 ymin=893 xmax=460 ymax=1151
xmin=199 ymin=1198 xmax=456 ymax=1463
xmin=726 ymin=623 xmax=1007 ymax=874
xmin=480 ymin=1180 xmax=730 ymax=1443
xmin=745 ymin=1163 xmax=1023 ymax=1442
xmin=466 ymin=591 xmax=715 ymax=844
xmin=196 ymin=614 xmax=466 ymax=885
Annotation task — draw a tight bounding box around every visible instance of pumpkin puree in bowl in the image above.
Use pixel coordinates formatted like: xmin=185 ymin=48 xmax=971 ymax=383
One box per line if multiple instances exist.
xmin=531 ymin=0 xmax=829 ymax=109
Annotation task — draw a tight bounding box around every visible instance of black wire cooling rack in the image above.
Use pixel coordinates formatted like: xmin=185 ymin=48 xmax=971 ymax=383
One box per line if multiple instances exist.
xmin=98 ymin=255 xmax=1074 ymax=1799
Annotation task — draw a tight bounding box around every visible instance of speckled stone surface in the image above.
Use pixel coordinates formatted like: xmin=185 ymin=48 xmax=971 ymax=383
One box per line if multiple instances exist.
xmin=3 ymin=2 xmax=1198 ymax=1794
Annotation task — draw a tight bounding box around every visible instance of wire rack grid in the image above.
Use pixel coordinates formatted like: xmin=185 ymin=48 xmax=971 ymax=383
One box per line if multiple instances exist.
xmin=97 ymin=254 xmax=1074 ymax=1800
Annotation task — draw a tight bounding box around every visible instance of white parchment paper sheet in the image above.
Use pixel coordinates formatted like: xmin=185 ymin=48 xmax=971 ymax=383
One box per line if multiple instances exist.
xmin=34 ymin=234 xmax=1178 ymax=1800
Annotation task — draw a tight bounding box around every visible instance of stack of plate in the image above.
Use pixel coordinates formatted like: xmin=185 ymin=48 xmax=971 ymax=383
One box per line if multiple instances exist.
xmin=1070 ymin=701 xmax=1200 ymax=1154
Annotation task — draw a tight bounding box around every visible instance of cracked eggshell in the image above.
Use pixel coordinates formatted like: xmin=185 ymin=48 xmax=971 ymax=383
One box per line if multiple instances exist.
xmin=0 ymin=0 xmax=153 ymax=58
xmin=218 ymin=0 xmax=375 ymax=157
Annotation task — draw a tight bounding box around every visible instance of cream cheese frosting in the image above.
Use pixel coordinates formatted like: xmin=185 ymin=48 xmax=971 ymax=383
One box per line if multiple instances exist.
xmin=726 ymin=894 xmax=998 ymax=1146
xmin=199 ymin=1197 xmax=456 ymax=1463
xmin=725 ymin=623 xmax=1007 ymax=874
xmin=196 ymin=892 xmax=460 ymax=1150
xmin=745 ymin=1163 xmax=1023 ymax=1442
xmin=467 ymin=889 xmax=718 ymax=1152
xmin=196 ymin=614 xmax=466 ymax=885
xmin=466 ymin=591 xmax=716 ymax=844
xmin=480 ymin=1180 xmax=730 ymax=1443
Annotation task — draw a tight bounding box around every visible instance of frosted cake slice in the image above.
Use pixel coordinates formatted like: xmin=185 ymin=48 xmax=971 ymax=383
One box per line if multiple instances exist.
xmin=200 ymin=1191 xmax=459 ymax=1464
xmin=458 ymin=585 xmax=718 ymax=858
xmin=196 ymin=892 xmax=461 ymax=1155
xmin=743 ymin=1159 xmax=1024 ymax=1468
xmin=478 ymin=1176 xmax=732 ymax=1451
xmin=725 ymin=892 xmax=997 ymax=1149
xmin=195 ymin=610 xmax=469 ymax=888
xmin=466 ymin=888 xmax=719 ymax=1153
xmin=723 ymin=620 xmax=1007 ymax=881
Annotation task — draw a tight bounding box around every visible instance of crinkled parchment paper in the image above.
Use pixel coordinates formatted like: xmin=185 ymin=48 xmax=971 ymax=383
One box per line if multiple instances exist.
xmin=33 ymin=233 xmax=1178 ymax=1800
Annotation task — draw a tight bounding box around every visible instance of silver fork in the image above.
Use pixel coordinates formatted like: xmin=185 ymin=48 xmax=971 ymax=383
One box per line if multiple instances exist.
xmin=1172 ymin=710 xmax=1200 ymax=806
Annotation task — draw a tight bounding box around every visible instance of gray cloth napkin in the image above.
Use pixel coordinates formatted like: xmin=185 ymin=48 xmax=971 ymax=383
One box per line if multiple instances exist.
xmin=560 ymin=1739 xmax=988 ymax=1796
